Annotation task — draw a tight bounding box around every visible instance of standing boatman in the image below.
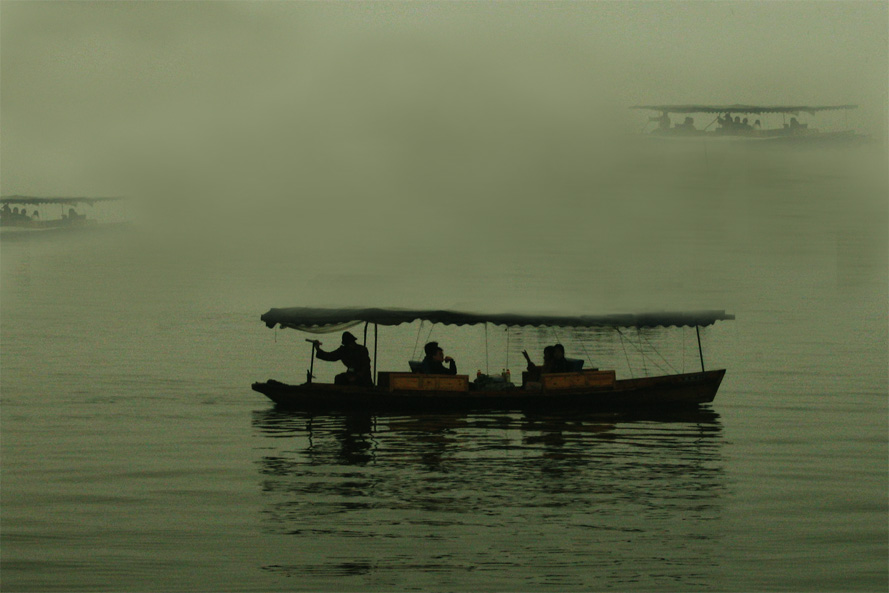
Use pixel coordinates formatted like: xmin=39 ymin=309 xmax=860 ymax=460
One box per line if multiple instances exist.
xmin=311 ymin=331 xmax=373 ymax=386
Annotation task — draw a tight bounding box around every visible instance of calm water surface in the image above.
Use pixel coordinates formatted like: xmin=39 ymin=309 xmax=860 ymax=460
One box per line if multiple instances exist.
xmin=1 ymin=145 xmax=886 ymax=591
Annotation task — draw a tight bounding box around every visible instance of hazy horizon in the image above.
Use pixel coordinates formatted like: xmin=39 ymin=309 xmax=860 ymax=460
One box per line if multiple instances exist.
xmin=2 ymin=1 xmax=886 ymax=197
xmin=2 ymin=1 xmax=887 ymax=314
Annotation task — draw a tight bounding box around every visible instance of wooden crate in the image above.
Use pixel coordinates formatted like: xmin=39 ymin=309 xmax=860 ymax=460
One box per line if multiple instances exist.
xmin=387 ymin=373 xmax=470 ymax=392
xmin=542 ymin=370 xmax=616 ymax=391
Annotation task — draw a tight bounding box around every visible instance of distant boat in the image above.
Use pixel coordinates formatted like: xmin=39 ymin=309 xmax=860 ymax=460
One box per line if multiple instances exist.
xmin=252 ymin=307 xmax=735 ymax=412
xmin=631 ymin=104 xmax=865 ymax=144
xmin=0 ymin=195 xmax=126 ymax=234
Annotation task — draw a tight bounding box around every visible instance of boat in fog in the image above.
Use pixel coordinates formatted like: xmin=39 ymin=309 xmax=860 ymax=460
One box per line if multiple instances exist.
xmin=252 ymin=307 xmax=734 ymax=412
xmin=0 ymin=195 xmax=126 ymax=235
xmin=631 ymin=104 xmax=865 ymax=144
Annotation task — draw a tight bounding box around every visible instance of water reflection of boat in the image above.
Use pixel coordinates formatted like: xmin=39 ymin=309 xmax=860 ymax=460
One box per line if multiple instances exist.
xmin=0 ymin=195 xmax=126 ymax=235
xmin=632 ymin=104 xmax=865 ymax=144
xmin=252 ymin=407 xmax=722 ymax=469
xmin=252 ymin=307 xmax=734 ymax=412
xmin=251 ymin=407 xmax=726 ymax=585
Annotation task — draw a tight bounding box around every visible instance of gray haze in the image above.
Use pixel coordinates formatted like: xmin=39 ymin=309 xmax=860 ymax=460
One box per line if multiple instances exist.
xmin=2 ymin=1 xmax=887 ymax=312
xmin=1 ymin=7 xmax=887 ymax=589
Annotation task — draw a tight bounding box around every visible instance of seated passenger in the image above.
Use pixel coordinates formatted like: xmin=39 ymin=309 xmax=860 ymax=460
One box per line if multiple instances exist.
xmin=312 ymin=331 xmax=373 ymax=386
xmin=419 ymin=341 xmax=457 ymax=375
xmin=549 ymin=344 xmax=572 ymax=373
xmin=522 ymin=346 xmax=554 ymax=381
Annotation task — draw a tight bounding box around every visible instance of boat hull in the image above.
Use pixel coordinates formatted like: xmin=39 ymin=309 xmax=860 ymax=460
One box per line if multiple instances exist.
xmin=252 ymin=369 xmax=726 ymax=412
xmin=0 ymin=221 xmax=131 ymax=240
xmin=644 ymin=129 xmax=866 ymax=145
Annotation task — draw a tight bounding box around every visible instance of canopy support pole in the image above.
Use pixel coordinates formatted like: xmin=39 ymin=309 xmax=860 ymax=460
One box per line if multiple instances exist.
xmin=412 ymin=321 xmax=424 ymax=360
xmin=505 ymin=327 xmax=510 ymax=371
xmin=696 ymin=325 xmax=705 ymax=372
xmin=307 ymin=341 xmax=315 ymax=384
xmin=484 ymin=323 xmax=490 ymax=374
xmin=374 ymin=323 xmax=378 ymax=386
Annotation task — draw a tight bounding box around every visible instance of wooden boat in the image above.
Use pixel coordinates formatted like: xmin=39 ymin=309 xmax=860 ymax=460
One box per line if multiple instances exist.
xmin=631 ymin=104 xmax=865 ymax=144
xmin=0 ymin=195 xmax=125 ymax=234
xmin=252 ymin=307 xmax=734 ymax=412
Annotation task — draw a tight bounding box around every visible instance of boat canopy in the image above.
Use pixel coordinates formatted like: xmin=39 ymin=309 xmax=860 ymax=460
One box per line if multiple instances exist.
xmin=261 ymin=307 xmax=735 ymax=333
xmin=631 ymin=104 xmax=857 ymax=115
xmin=0 ymin=195 xmax=124 ymax=205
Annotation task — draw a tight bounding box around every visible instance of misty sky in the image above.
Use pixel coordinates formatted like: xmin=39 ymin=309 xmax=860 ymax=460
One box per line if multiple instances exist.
xmin=2 ymin=1 xmax=886 ymax=198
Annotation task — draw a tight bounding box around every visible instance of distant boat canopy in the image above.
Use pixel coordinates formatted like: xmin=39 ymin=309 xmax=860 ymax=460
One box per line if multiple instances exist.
xmin=261 ymin=307 xmax=735 ymax=333
xmin=0 ymin=195 xmax=125 ymax=205
xmin=631 ymin=104 xmax=858 ymax=115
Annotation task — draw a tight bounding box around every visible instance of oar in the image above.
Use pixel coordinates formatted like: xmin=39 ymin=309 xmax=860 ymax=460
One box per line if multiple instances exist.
xmin=305 ymin=339 xmax=317 ymax=384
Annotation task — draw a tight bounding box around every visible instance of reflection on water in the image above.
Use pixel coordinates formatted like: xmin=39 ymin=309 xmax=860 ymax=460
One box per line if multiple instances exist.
xmin=252 ymin=409 xmax=726 ymax=590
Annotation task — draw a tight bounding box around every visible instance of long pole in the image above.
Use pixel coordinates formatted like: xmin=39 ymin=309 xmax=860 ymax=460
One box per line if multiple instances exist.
xmin=695 ymin=326 xmax=705 ymax=372
xmin=703 ymin=115 xmax=719 ymax=131
xmin=306 ymin=339 xmax=316 ymax=384
xmin=373 ymin=323 xmax=378 ymax=386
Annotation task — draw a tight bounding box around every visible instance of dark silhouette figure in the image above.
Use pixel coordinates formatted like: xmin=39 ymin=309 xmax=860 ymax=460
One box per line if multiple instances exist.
xmin=420 ymin=342 xmax=457 ymax=375
xmin=313 ymin=331 xmax=373 ymax=386
xmin=549 ymin=344 xmax=571 ymax=373
xmin=522 ymin=346 xmax=554 ymax=381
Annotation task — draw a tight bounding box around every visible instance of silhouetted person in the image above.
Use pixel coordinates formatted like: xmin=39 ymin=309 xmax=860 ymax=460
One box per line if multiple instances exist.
xmin=549 ymin=344 xmax=571 ymax=373
xmin=522 ymin=346 xmax=554 ymax=381
xmin=420 ymin=341 xmax=457 ymax=375
xmin=10 ymin=207 xmax=30 ymax=221
xmin=312 ymin=331 xmax=373 ymax=386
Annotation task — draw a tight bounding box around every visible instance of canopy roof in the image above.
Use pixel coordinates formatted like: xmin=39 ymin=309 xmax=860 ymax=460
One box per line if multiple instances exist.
xmin=261 ymin=307 xmax=734 ymax=333
xmin=631 ymin=104 xmax=857 ymax=115
xmin=1 ymin=195 xmax=125 ymax=205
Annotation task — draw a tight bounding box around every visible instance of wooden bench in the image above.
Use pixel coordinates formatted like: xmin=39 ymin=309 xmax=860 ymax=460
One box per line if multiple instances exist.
xmin=382 ymin=372 xmax=470 ymax=393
